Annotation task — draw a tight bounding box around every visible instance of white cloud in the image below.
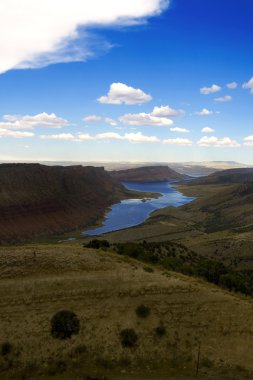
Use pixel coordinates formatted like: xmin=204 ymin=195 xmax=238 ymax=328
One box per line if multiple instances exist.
xmin=200 ymin=84 xmax=221 ymax=95
xmin=201 ymin=126 xmax=215 ymax=133
xmin=227 ymin=82 xmax=237 ymax=89
xmin=242 ymin=77 xmax=253 ymax=94
xmin=105 ymin=117 xmax=117 ymax=126
xmin=98 ymin=83 xmax=152 ymax=105
xmin=163 ymin=138 xmax=193 ymax=146
xmin=0 ymin=128 xmax=34 ymax=138
xmin=243 ymin=136 xmax=253 ymax=146
xmin=151 ymin=105 xmax=184 ymax=117
xmin=76 ymin=133 xmax=94 ymax=141
xmin=214 ymin=95 xmax=232 ymax=102
xmin=0 ymin=0 xmax=169 ymax=74
xmin=119 ymin=112 xmax=173 ymax=126
xmin=197 ymin=136 xmax=240 ymax=147
xmin=195 ymin=108 xmax=214 ymax=116
xmin=96 ymin=132 xmax=121 ymax=140
xmin=123 ymin=132 xmax=159 ymax=143
xmin=83 ymin=115 xmax=102 ymax=123
xmin=40 ymin=133 xmax=75 ymax=141
xmin=0 ymin=113 xmax=68 ymax=130
xmin=170 ymin=127 xmax=189 ymax=133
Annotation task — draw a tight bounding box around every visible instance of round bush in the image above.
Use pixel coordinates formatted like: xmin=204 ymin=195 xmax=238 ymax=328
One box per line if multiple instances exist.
xmin=51 ymin=310 xmax=80 ymax=340
xmin=154 ymin=325 xmax=166 ymax=337
xmin=135 ymin=304 xmax=150 ymax=318
xmin=120 ymin=329 xmax=138 ymax=348
xmin=1 ymin=342 xmax=12 ymax=356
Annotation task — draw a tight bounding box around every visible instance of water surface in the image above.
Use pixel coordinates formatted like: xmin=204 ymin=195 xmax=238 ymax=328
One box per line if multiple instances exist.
xmin=84 ymin=181 xmax=195 ymax=236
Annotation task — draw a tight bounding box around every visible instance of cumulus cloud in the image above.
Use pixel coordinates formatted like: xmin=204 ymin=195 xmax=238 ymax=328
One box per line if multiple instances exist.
xmin=214 ymin=95 xmax=232 ymax=102
xmin=151 ymin=105 xmax=184 ymax=117
xmin=83 ymin=115 xmax=102 ymax=123
xmin=200 ymin=84 xmax=221 ymax=95
xmin=0 ymin=128 xmax=34 ymax=138
xmin=243 ymin=136 xmax=253 ymax=146
xmin=201 ymin=126 xmax=215 ymax=133
xmin=40 ymin=133 xmax=75 ymax=141
xmin=197 ymin=136 xmax=240 ymax=147
xmin=227 ymin=82 xmax=237 ymax=89
xmin=119 ymin=112 xmax=173 ymax=126
xmin=163 ymin=138 xmax=193 ymax=146
xmin=105 ymin=118 xmax=117 ymax=126
xmin=123 ymin=132 xmax=159 ymax=143
xmin=242 ymin=77 xmax=253 ymax=94
xmin=98 ymin=83 xmax=152 ymax=105
xmin=0 ymin=0 xmax=169 ymax=74
xmin=0 ymin=113 xmax=68 ymax=130
xmin=96 ymin=132 xmax=121 ymax=140
xmin=195 ymin=108 xmax=214 ymax=116
xmin=76 ymin=133 xmax=94 ymax=141
xmin=170 ymin=127 xmax=189 ymax=133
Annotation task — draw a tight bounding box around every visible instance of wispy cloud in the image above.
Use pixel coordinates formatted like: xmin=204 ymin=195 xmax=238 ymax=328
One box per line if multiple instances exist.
xmin=200 ymin=84 xmax=221 ymax=95
xmin=98 ymin=83 xmax=152 ymax=105
xmin=0 ymin=0 xmax=170 ymax=74
xmin=226 ymin=82 xmax=237 ymax=89
xmin=214 ymin=95 xmax=232 ymax=102
xmin=244 ymin=136 xmax=253 ymax=146
xmin=0 ymin=128 xmax=34 ymax=138
xmin=83 ymin=115 xmax=103 ymax=123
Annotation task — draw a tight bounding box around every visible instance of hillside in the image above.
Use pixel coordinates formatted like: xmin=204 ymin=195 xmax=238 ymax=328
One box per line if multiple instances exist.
xmin=0 ymin=243 xmax=253 ymax=380
xmin=0 ymin=163 xmax=135 ymax=244
xmin=187 ymin=167 xmax=253 ymax=185
xmin=110 ymin=165 xmax=187 ymax=182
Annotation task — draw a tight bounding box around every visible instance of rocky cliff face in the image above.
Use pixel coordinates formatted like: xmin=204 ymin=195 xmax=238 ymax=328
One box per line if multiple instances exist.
xmin=110 ymin=165 xmax=187 ymax=182
xmin=0 ymin=164 xmax=128 ymax=243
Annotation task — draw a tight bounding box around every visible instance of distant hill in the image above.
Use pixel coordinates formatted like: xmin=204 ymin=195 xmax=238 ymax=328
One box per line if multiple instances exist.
xmin=0 ymin=163 xmax=132 ymax=243
xmin=110 ymin=165 xmax=188 ymax=182
xmin=187 ymin=167 xmax=253 ymax=185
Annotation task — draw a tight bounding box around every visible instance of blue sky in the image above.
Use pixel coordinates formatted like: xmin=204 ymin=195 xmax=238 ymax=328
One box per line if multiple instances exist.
xmin=0 ymin=0 xmax=253 ymax=163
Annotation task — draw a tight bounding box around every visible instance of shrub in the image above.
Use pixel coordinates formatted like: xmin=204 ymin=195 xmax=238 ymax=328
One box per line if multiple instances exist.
xmin=1 ymin=341 xmax=13 ymax=356
xmin=154 ymin=325 xmax=166 ymax=337
xmin=50 ymin=310 xmax=80 ymax=340
xmin=120 ymin=329 xmax=138 ymax=348
xmin=135 ymin=304 xmax=150 ymax=318
xmin=143 ymin=266 xmax=154 ymax=273
xmin=85 ymin=239 xmax=110 ymax=249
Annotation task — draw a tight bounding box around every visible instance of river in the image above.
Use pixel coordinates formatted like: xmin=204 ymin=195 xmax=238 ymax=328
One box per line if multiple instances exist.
xmin=84 ymin=181 xmax=195 ymax=236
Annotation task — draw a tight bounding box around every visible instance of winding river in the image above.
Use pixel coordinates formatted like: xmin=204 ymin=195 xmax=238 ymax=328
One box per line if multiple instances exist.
xmin=84 ymin=181 xmax=195 ymax=236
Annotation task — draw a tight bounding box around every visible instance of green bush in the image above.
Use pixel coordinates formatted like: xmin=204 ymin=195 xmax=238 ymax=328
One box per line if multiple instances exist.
xmin=120 ymin=329 xmax=138 ymax=348
xmin=1 ymin=342 xmax=13 ymax=356
xmin=51 ymin=310 xmax=80 ymax=340
xmin=85 ymin=239 xmax=110 ymax=249
xmin=154 ymin=325 xmax=166 ymax=337
xmin=135 ymin=304 xmax=150 ymax=318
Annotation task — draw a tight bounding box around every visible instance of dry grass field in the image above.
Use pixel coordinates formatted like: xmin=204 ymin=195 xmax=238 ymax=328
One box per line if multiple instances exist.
xmin=0 ymin=243 xmax=253 ymax=379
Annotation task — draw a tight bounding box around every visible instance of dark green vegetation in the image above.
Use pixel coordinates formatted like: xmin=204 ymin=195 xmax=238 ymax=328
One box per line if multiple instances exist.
xmin=85 ymin=240 xmax=253 ymax=296
xmin=51 ymin=310 xmax=80 ymax=340
xmin=135 ymin=304 xmax=151 ymax=318
xmin=120 ymin=328 xmax=138 ymax=348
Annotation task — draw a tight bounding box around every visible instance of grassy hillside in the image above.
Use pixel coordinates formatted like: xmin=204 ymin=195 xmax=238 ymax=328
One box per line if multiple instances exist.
xmin=110 ymin=166 xmax=188 ymax=182
xmin=0 ymin=243 xmax=253 ymax=380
